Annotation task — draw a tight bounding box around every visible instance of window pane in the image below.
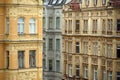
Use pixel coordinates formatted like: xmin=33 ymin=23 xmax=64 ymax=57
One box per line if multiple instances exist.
xmin=56 ymin=39 xmax=60 ymax=50
xmin=49 ymin=60 xmax=52 ymax=71
xmin=18 ymin=18 xmax=24 ymax=34
xmin=18 ymin=51 xmax=24 ymax=68
xmin=6 ymin=18 xmax=9 ymax=34
xmin=29 ymin=50 xmax=36 ymax=67
xmin=29 ymin=18 xmax=36 ymax=33
xmin=56 ymin=17 xmax=60 ymax=29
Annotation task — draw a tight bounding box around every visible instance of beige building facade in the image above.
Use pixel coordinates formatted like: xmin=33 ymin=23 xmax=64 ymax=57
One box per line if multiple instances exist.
xmin=62 ymin=0 xmax=120 ymax=80
xmin=0 ymin=0 xmax=43 ymax=80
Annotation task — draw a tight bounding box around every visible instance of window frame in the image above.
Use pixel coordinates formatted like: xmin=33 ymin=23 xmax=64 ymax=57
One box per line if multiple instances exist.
xmin=29 ymin=18 xmax=36 ymax=34
xmin=18 ymin=18 xmax=24 ymax=34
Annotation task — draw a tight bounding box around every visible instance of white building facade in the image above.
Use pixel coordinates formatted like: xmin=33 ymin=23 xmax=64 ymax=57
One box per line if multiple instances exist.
xmin=43 ymin=0 xmax=65 ymax=80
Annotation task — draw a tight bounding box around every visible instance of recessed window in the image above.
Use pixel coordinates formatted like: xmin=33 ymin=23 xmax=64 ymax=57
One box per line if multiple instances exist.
xmin=69 ymin=64 xmax=72 ymax=77
xmin=93 ymin=67 xmax=97 ymax=80
xmin=86 ymin=0 xmax=89 ymax=6
xmin=108 ymin=71 xmax=112 ymax=80
xmin=84 ymin=66 xmax=88 ymax=78
xmin=92 ymin=20 xmax=98 ymax=33
xmin=18 ymin=51 xmax=24 ymax=68
xmin=49 ymin=39 xmax=53 ymax=50
xmin=75 ymin=20 xmax=80 ymax=31
xmin=6 ymin=51 xmax=9 ymax=69
xmin=6 ymin=18 xmax=9 ymax=34
xmin=48 ymin=17 xmax=53 ymax=29
xmin=76 ymin=65 xmax=80 ymax=77
xmin=49 ymin=59 xmax=52 ymax=71
xmin=29 ymin=18 xmax=36 ymax=34
xmin=56 ymin=17 xmax=60 ymax=29
xmin=18 ymin=18 xmax=24 ymax=34
xmin=76 ymin=42 xmax=80 ymax=53
xmin=102 ymin=0 xmax=106 ymax=5
xmin=56 ymin=39 xmax=60 ymax=51
xmin=83 ymin=20 xmax=88 ymax=33
xmin=94 ymin=0 xmax=98 ymax=6
xmin=117 ymin=19 xmax=120 ymax=31
xmin=29 ymin=50 xmax=36 ymax=68
xmin=43 ymin=17 xmax=46 ymax=28
xmin=117 ymin=46 xmax=120 ymax=58
xmin=56 ymin=60 xmax=60 ymax=72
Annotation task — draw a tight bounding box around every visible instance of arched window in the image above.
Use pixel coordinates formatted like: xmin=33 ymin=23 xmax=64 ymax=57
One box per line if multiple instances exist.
xmin=29 ymin=18 xmax=36 ymax=34
xmin=18 ymin=18 xmax=24 ymax=34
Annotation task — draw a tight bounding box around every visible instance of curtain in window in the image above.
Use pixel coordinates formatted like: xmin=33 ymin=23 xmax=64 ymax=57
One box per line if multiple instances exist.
xmin=29 ymin=18 xmax=36 ymax=34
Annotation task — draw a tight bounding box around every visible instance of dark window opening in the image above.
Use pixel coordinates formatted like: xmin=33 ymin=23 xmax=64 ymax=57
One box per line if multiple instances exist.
xmin=75 ymin=20 xmax=80 ymax=31
xmin=117 ymin=72 xmax=120 ymax=80
xmin=29 ymin=50 xmax=36 ymax=68
xmin=117 ymin=46 xmax=120 ymax=58
xmin=76 ymin=65 xmax=80 ymax=77
xmin=117 ymin=19 xmax=120 ymax=31
xmin=76 ymin=42 xmax=79 ymax=53
xmin=6 ymin=51 xmax=9 ymax=69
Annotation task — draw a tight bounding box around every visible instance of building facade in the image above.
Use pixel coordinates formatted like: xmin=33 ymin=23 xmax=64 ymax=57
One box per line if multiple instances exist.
xmin=62 ymin=0 xmax=120 ymax=80
xmin=0 ymin=0 xmax=43 ymax=80
xmin=42 ymin=0 xmax=64 ymax=80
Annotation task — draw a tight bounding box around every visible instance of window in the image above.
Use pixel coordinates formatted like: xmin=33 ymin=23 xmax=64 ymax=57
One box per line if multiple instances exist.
xmin=102 ymin=44 xmax=106 ymax=56
xmin=56 ymin=39 xmax=60 ymax=51
xmin=76 ymin=42 xmax=80 ymax=53
xmin=108 ymin=71 xmax=112 ymax=80
xmin=6 ymin=51 xmax=9 ymax=69
xmin=18 ymin=18 xmax=24 ymax=34
xmin=83 ymin=20 xmax=88 ymax=33
xmin=83 ymin=42 xmax=88 ymax=54
xmin=92 ymin=42 xmax=98 ymax=55
xmin=86 ymin=0 xmax=89 ymax=6
xmin=56 ymin=17 xmax=60 ymax=29
xmin=49 ymin=39 xmax=53 ymax=50
xmin=29 ymin=18 xmax=36 ymax=34
xmin=107 ymin=19 xmax=113 ymax=31
xmin=117 ymin=72 xmax=120 ymax=80
xmin=117 ymin=46 xmax=120 ymax=58
xmin=56 ymin=60 xmax=60 ymax=72
xmin=107 ymin=44 xmax=112 ymax=58
xmin=79 ymin=0 xmax=82 ymax=3
xmin=48 ymin=17 xmax=53 ymax=29
xmin=102 ymin=19 xmax=106 ymax=33
xmin=102 ymin=0 xmax=106 ymax=5
xmin=29 ymin=50 xmax=36 ymax=67
xmin=49 ymin=60 xmax=52 ymax=71
xmin=102 ymin=70 xmax=106 ymax=80
xmin=93 ymin=67 xmax=97 ymax=80
xmin=6 ymin=18 xmax=9 ymax=34
xmin=94 ymin=0 xmax=98 ymax=6
xmin=43 ymin=17 xmax=46 ymax=28
xmin=69 ymin=64 xmax=72 ymax=77
xmin=43 ymin=38 xmax=46 ymax=51
xmin=117 ymin=19 xmax=120 ymax=31
xmin=68 ymin=20 xmax=72 ymax=32
xmin=18 ymin=51 xmax=24 ymax=68
xmin=43 ymin=59 xmax=46 ymax=69
xmin=92 ymin=20 xmax=98 ymax=33
xmin=84 ymin=66 xmax=88 ymax=78
xmin=76 ymin=65 xmax=80 ymax=77
xmin=75 ymin=20 xmax=80 ymax=31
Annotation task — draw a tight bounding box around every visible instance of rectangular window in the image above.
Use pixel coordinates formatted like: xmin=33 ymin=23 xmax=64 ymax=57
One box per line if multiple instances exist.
xmin=75 ymin=20 xmax=80 ymax=31
xmin=76 ymin=65 xmax=80 ymax=77
xmin=6 ymin=51 xmax=9 ymax=69
xmin=93 ymin=67 xmax=97 ymax=80
xmin=49 ymin=17 xmax=53 ymax=29
xmin=68 ymin=20 xmax=72 ymax=32
xmin=56 ymin=39 xmax=60 ymax=51
xmin=117 ymin=46 xmax=120 ymax=58
xmin=117 ymin=19 xmax=120 ymax=31
xmin=107 ymin=19 xmax=113 ymax=31
xmin=83 ymin=20 xmax=88 ymax=33
xmin=84 ymin=66 xmax=88 ymax=78
xmin=102 ymin=70 xmax=106 ymax=80
xmin=49 ymin=39 xmax=53 ymax=50
xmin=102 ymin=19 xmax=106 ymax=34
xmin=94 ymin=0 xmax=98 ymax=5
xmin=56 ymin=17 xmax=60 ymax=29
xmin=56 ymin=60 xmax=60 ymax=72
xmin=43 ymin=17 xmax=46 ymax=28
xmin=43 ymin=59 xmax=46 ymax=69
xmin=49 ymin=60 xmax=52 ymax=71
xmin=92 ymin=42 xmax=98 ymax=55
xmin=29 ymin=18 xmax=36 ymax=34
xmin=108 ymin=71 xmax=112 ymax=80
xmin=117 ymin=72 xmax=120 ymax=80
xmin=18 ymin=18 xmax=24 ymax=34
xmin=92 ymin=20 xmax=97 ymax=33
xmin=29 ymin=50 xmax=36 ymax=68
xmin=102 ymin=44 xmax=106 ymax=56
xmin=69 ymin=64 xmax=72 ymax=77
xmin=18 ymin=51 xmax=24 ymax=68
xmin=6 ymin=18 xmax=9 ymax=34
xmin=86 ymin=0 xmax=89 ymax=6
xmin=102 ymin=0 xmax=106 ymax=5
xmin=83 ymin=42 xmax=88 ymax=54
xmin=76 ymin=42 xmax=80 ymax=53
xmin=107 ymin=44 xmax=112 ymax=58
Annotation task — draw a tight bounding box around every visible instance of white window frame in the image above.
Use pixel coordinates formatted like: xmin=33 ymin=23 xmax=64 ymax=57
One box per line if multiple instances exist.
xmin=84 ymin=66 xmax=88 ymax=78
xmin=69 ymin=64 xmax=72 ymax=77
xmin=102 ymin=70 xmax=106 ymax=80
xmin=18 ymin=18 xmax=24 ymax=34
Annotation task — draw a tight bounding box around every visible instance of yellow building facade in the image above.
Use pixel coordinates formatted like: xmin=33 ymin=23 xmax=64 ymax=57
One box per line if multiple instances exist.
xmin=62 ymin=0 xmax=120 ymax=80
xmin=0 ymin=0 xmax=43 ymax=80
